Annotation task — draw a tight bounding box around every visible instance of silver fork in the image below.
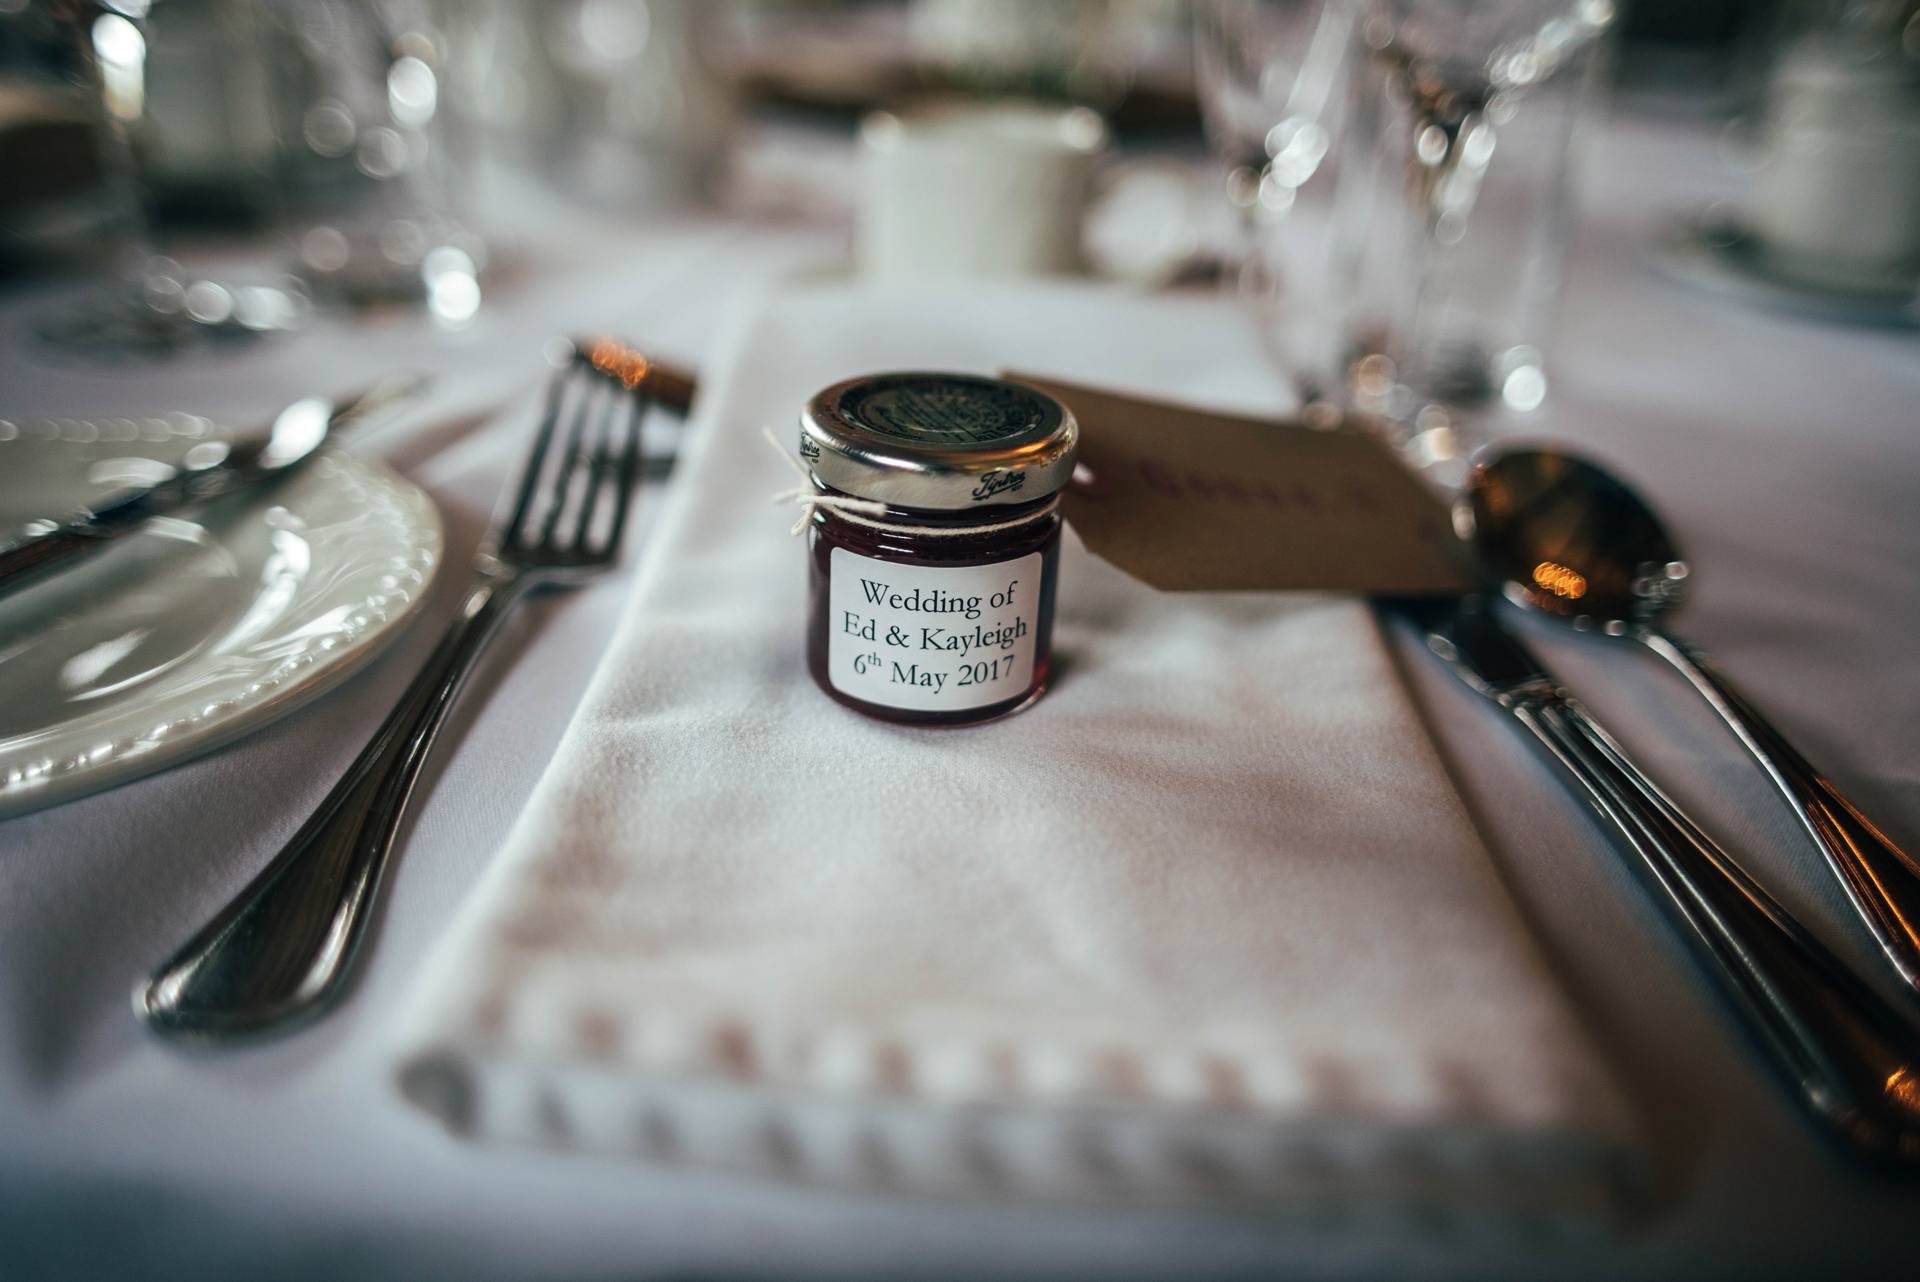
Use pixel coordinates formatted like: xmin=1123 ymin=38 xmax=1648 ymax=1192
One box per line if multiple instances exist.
xmin=138 ymin=339 xmax=664 ymax=1038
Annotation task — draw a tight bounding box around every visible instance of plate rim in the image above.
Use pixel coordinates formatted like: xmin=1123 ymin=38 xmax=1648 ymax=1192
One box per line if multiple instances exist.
xmin=0 ymin=419 xmax=445 ymax=820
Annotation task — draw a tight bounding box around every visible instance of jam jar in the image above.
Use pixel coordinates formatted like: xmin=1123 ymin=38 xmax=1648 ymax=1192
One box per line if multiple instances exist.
xmin=800 ymin=372 xmax=1078 ymax=725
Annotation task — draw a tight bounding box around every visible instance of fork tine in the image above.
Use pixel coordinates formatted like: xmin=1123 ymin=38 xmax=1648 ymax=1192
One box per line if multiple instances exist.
xmin=534 ymin=360 xmax=601 ymax=551
xmin=600 ymin=386 xmax=646 ymax=554
xmin=498 ymin=354 xmax=575 ymax=552
xmin=577 ymin=384 xmax=644 ymax=558
xmin=566 ymin=376 xmax=629 ymax=556
xmin=500 ymin=338 xmax=660 ymax=564
xmin=553 ymin=374 xmax=605 ymax=552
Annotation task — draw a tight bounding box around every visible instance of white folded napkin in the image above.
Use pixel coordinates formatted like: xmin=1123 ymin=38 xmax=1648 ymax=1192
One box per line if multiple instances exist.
xmin=396 ymin=282 xmax=1643 ymax=1230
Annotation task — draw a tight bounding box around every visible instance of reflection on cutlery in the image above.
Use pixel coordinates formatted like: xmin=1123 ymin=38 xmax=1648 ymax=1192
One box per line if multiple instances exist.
xmin=1395 ymin=595 xmax=1920 ymax=1169
xmin=1470 ymin=448 xmax=1920 ymax=1003
xmin=579 ymin=337 xmax=698 ymax=478
xmin=137 ymin=340 xmax=670 ymax=1038
xmin=581 ymin=339 xmax=698 ymax=416
xmin=0 ymin=374 xmax=428 ymax=602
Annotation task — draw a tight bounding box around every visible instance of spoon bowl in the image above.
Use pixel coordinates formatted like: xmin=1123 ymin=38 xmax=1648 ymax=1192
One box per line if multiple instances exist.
xmin=1468 ymin=445 xmax=1920 ymax=1001
xmin=1469 ymin=449 xmax=1690 ymax=633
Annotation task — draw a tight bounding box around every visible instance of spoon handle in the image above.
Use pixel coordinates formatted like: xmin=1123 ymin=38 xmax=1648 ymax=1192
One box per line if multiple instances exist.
xmin=1514 ymin=694 xmax=1920 ymax=1168
xmin=1640 ymin=629 xmax=1920 ymax=1002
xmin=1409 ymin=596 xmax=1920 ymax=1165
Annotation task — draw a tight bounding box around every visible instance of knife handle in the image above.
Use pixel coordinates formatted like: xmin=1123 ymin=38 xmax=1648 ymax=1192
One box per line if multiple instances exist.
xmin=1510 ymin=691 xmax=1920 ymax=1168
xmin=0 ymin=527 xmax=103 ymax=601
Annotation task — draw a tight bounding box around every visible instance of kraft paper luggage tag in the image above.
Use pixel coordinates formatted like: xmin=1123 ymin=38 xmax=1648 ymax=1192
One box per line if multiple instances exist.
xmin=1006 ymin=373 xmax=1474 ymax=595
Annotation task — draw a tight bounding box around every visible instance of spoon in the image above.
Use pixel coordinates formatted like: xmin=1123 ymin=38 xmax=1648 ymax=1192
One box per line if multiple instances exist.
xmin=1468 ymin=447 xmax=1920 ymax=1001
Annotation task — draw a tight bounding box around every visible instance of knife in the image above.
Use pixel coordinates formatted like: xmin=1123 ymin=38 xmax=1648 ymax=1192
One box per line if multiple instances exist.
xmin=0 ymin=374 xmax=428 ymax=602
xmin=1390 ymin=595 xmax=1920 ymax=1169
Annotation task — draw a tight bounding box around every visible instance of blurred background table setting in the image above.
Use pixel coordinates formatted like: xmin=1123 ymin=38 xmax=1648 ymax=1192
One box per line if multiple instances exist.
xmin=2 ymin=1 xmax=1918 ymax=1279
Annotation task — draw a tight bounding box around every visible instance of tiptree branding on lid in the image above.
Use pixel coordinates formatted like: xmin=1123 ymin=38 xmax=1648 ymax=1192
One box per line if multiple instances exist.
xmin=969 ymin=470 xmax=1027 ymax=502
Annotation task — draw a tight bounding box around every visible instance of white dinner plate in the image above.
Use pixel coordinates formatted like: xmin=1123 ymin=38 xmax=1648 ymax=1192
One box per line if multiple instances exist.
xmin=0 ymin=413 xmax=443 ymax=819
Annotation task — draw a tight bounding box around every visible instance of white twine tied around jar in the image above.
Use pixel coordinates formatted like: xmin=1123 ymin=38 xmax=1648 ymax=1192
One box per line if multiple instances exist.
xmin=763 ymin=428 xmax=1060 ymax=538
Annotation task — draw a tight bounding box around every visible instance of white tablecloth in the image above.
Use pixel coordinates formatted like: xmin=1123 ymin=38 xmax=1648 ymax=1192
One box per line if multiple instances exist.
xmin=2 ymin=112 xmax=1917 ymax=1280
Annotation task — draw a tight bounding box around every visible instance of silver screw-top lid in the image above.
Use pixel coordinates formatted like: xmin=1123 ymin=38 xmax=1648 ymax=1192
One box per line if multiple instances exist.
xmin=800 ymin=372 xmax=1078 ymax=510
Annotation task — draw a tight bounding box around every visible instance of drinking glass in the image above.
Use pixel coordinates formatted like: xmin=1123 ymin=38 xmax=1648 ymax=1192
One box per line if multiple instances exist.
xmin=0 ymin=0 xmax=112 ymax=266
xmin=31 ymin=0 xmax=308 ymax=355
xmin=1338 ymin=0 xmax=1615 ymax=472
xmin=1193 ymin=0 xmax=1356 ymax=407
xmin=269 ymin=0 xmax=483 ymax=323
xmin=436 ymin=0 xmax=738 ymax=215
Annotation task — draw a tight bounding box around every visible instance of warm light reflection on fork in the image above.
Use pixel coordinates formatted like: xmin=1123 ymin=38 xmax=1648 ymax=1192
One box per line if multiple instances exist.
xmin=584 ymin=337 xmax=653 ymax=390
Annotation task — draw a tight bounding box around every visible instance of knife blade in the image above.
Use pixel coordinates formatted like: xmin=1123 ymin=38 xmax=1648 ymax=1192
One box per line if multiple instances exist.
xmin=1392 ymin=592 xmax=1561 ymax=704
xmin=0 ymin=374 xmax=427 ymax=602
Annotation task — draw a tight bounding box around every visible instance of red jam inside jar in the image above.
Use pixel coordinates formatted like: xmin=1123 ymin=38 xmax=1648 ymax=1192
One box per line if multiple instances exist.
xmin=797 ymin=373 xmax=1078 ymax=726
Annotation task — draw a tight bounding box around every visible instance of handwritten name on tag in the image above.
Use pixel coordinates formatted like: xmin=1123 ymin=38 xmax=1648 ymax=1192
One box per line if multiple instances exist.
xmin=1006 ymin=374 xmax=1473 ymax=595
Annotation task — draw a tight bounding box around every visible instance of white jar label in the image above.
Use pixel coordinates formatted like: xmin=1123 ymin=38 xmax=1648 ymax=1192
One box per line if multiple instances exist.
xmin=827 ymin=547 xmax=1043 ymax=712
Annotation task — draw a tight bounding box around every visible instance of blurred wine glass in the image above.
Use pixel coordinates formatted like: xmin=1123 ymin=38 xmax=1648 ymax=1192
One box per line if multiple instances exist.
xmin=1342 ymin=0 xmax=1615 ymax=469
xmin=0 ymin=0 xmax=113 ymax=263
xmin=1193 ymin=0 xmax=1355 ymax=406
xmin=29 ymin=0 xmax=308 ymax=355
xmin=270 ymin=0 xmax=483 ymax=323
xmin=437 ymin=0 xmax=739 ymax=216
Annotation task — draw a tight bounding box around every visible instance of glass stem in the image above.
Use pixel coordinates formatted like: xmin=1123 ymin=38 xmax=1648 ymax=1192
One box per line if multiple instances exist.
xmin=1398 ymin=98 xmax=1493 ymax=422
xmin=77 ymin=4 xmax=160 ymax=289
